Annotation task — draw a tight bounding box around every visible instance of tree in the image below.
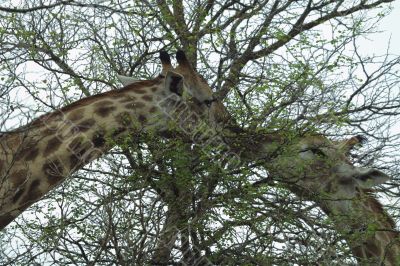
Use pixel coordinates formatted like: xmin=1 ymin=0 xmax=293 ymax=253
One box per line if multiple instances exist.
xmin=0 ymin=0 xmax=399 ymax=265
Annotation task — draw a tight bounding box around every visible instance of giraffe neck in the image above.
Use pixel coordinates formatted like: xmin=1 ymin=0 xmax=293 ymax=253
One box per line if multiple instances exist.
xmin=0 ymin=77 xmax=181 ymax=230
xmin=319 ymin=191 xmax=400 ymax=265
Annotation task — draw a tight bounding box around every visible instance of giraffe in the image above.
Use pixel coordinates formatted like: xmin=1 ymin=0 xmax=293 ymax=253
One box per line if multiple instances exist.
xmin=287 ymin=135 xmax=399 ymax=265
xmin=1 ymin=48 xmax=397 ymax=264
xmin=228 ymin=132 xmax=399 ymax=265
xmin=0 ymin=50 xmax=224 ymax=231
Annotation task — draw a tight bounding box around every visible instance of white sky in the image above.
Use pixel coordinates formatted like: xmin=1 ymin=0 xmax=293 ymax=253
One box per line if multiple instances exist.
xmin=360 ymin=1 xmax=400 ymax=55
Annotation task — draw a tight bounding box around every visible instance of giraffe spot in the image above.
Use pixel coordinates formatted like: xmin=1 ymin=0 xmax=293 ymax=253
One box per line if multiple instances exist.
xmin=10 ymin=169 xmax=28 ymax=187
xmin=151 ymin=86 xmax=158 ymax=92
xmin=119 ymin=97 xmax=136 ymax=103
xmin=125 ymin=102 xmax=146 ymax=109
xmin=21 ymin=179 xmax=42 ymax=204
xmin=67 ymin=110 xmax=84 ymax=122
xmin=112 ymin=91 xmax=129 ymax=98
xmin=124 ymin=103 xmax=134 ymax=109
xmin=138 ymin=114 xmax=147 ymax=123
xmin=95 ymin=106 xmax=117 ymax=117
xmin=165 ymin=98 xmax=180 ymax=109
xmin=94 ymin=100 xmax=114 ymax=107
xmin=149 ymin=106 xmax=157 ymax=113
xmin=142 ymin=95 xmax=153 ymax=102
xmin=29 ymin=179 xmax=40 ymax=190
xmin=43 ymin=159 xmax=64 ymax=186
xmin=68 ymin=137 xmax=83 ymax=153
xmin=68 ymin=138 xmax=94 ymax=168
xmin=69 ymin=138 xmax=92 ymax=158
xmin=24 ymin=148 xmax=39 ymax=161
xmin=6 ymin=134 xmax=22 ymax=148
xmin=352 ymin=246 xmax=364 ymax=259
xmin=92 ymin=132 xmax=106 ymax=148
xmin=12 ymin=188 xmax=25 ymax=203
xmin=72 ymin=118 xmax=96 ymax=133
xmin=13 ymin=140 xmax=37 ymax=161
xmin=43 ymin=137 xmax=62 ymax=156
xmin=364 ymin=240 xmax=380 ymax=257
xmin=134 ymin=102 xmax=146 ymax=108
xmin=69 ymin=154 xmax=81 ymax=171
xmin=0 ymin=213 xmax=15 ymax=230
xmin=33 ymin=111 xmax=63 ymax=127
xmin=42 ymin=127 xmax=57 ymax=136
xmin=133 ymin=88 xmax=147 ymax=94
xmin=70 ymin=148 xmax=99 ymax=168
xmin=112 ymin=127 xmax=126 ymax=138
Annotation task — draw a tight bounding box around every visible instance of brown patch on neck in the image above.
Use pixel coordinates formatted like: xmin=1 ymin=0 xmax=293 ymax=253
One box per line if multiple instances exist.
xmin=138 ymin=115 xmax=147 ymax=123
xmin=93 ymin=100 xmax=114 ymax=107
xmin=14 ymin=140 xmax=40 ymax=161
xmin=72 ymin=118 xmax=96 ymax=133
xmin=67 ymin=109 xmax=84 ymax=122
xmin=149 ymin=106 xmax=157 ymax=113
xmin=21 ymin=77 xmax=163 ymax=129
xmin=12 ymin=187 xmax=25 ymax=203
xmin=361 ymin=190 xmax=397 ymax=230
xmin=95 ymin=106 xmax=117 ymax=117
xmin=68 ymin=138 xmax=97 ymax=170
xmin=142 ymin=95 xmax=153 ymax=102
xmin=0 ymin=213 xmax=16 ymax=230
xmin=10 ymin=169 xmax=28 ymax=187
xmin=43 ymin=159 xmax=64 ymax=186
xmin=119 ymin=97 xmax=137 ymax=103
xmin=43 ymin=137 xmax=62 ymax=156
xmin=132 ymin=102 xmax=146 ymax=108
xmin=19 ymin=179 xmax=42 ymax=209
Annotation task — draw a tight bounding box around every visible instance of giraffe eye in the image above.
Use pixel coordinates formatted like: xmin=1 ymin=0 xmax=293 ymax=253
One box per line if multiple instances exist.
xmin=309 ymin=148 xmax=326 ymax=157
xmin=203 ymin=98 xmax=217 ymax=107
xmin=204 ymin=100 xmax=212 ymax=107
xmin=299 ymin=148 xmax=326 ymax=158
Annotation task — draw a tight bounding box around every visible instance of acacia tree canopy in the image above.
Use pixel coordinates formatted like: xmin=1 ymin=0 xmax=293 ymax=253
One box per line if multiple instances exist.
xmin=0 ymin=0 xmax=399 ymax=265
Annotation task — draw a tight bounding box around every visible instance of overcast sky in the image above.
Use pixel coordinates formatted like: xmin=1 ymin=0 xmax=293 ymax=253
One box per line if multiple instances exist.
xmin=361 ymin=1 xmax=400 ymax=55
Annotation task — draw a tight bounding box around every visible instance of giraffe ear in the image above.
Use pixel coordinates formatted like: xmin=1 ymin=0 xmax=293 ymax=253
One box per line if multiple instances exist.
xmin=354 ymin=168 xmax=390 ymax=189
xmin=165 ymin=71 xmax=184 ymax=96
xmin=117 ymin=74 xmax=140 ymax=87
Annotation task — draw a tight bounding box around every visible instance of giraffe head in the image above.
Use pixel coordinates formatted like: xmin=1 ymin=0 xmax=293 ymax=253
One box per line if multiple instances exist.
xmin=118 ymin=50 xmax=229 ymax=125
xmin=271 ymin=135 xmax=399 ymax=265
xmin=269 ymin=135 xmax=389 ymax=204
